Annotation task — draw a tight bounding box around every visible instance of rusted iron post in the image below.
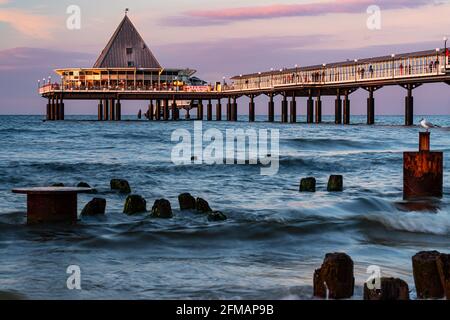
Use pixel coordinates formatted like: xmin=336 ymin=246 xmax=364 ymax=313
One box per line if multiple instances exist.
xmin=343 ymin=91 xmax=351 ymax=125
xmin=367 ymin=88 xmax=375 ymax=125
xmin=268 ymin=94 xmax=274 ymax=122
xmin=12 ymin=187 xmax=92 ymax=224
xmin=335 ymin=90 xmax=342 ymax=124
xmin=216 ymin=99 xmax=222 ymax=121
xmin=307 ymin=92 xmax=314 ymax=123
xmin=281 ymin=94 xmax=288 ymax=123
xmin=249 ymin=95 xmax=255 ymax=122
xmin=315 ymin=91 xmax=322 ymax=123
xmin=403 ymin=132 xmax=443 ymax=200
xmin=207 ymin=99 xmax=213 ymax=121
xmin=405 ymin=84 xmax=414 ymax=126
xmin=290 ymin=93 xmax=296 ymax=123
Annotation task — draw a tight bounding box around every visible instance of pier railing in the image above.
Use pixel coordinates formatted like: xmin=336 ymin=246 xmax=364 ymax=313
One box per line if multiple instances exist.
xmin=225 ymin=51 xmax=449 ymax=92
xmin=39 ymin=84 xmax=217 ymax=95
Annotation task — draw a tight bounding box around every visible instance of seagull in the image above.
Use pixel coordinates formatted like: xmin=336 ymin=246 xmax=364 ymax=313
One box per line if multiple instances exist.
xmin=419 ymin=118 xmax=439 ymax=132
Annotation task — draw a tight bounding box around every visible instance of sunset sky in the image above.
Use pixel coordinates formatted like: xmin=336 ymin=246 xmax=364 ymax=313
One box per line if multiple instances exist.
xmin=1 ymin=0 xmax=450 ymax=115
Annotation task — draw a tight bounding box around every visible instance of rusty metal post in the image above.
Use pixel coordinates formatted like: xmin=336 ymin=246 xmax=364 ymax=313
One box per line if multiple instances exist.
xmin=281 ymin=94 xmax=288 ymax=123
xmin=404 ymin=132 xmax=443 ymax=200
xmin=290 ymin=93 xmax=297 ymax=123
xmin=268 ymin=94 xmax=274 ymax=122
xmin=249 ymin=95 xmax=255 ymax=122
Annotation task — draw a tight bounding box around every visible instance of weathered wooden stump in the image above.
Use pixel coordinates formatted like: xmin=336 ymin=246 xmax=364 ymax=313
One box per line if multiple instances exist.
xmin=313 ymin=253 xmax=354 ymax=299
xmin=81 ymin=198 xmax=106 ymax=216
xmin=123 ymin=195 xmax=147 ymax=215
xmin=196 ymin=198 xmax=212 ymax=213
xmin=404 ymin=132 xmax=443 ymax=200
xmin=151 ymin=199 xmax=173 ymax=219
xmin=437 ymin=253 xmax=450 ymax=299
xmin=412 ymin=251 xmax=444 ymax=299
xmin=110 ymin=179 xmax=131 ymax=194
xmin=207 ymin=211 xmax=227 ymax=222
xmin=300 ymin=177 xmax=316 ymax=192
xmin=364 ymin=277 xmax=410 ymax=300
xmin=327 ymin=175 xmax=343 ymax=192
xmin=178 ymin=193 xmax=196 ymax=210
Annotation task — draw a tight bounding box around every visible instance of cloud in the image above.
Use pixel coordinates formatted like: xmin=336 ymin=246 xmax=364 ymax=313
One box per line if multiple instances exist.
xmin=163 ymin=0 xmax=440 ymax=26
xmin=0 ymin=8 xmax=57 ymax=39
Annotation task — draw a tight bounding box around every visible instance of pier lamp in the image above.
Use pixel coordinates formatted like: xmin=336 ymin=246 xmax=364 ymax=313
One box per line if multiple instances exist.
xmin=270 ymin=68 xmax=274 ymax=86
xmin=322 ymin=64 xmax=326 ymax=83
xmin=258 ymin=72 xmax=262 ymax=88
xmin=354 ymin=59 xmax=358 ymax=81
xmin=445 ymin=37 xmax=448 ymax=65
xmin=222 ymin=76 xmax=226 ymax=86
xmin=295 ymin=64 xmax=299 ymax=83
xmin=391 ymin=54 xmax=396 ymax=78
xmin=48 ymin=76 xmax=51 ymax=84
xmin=436 ymin=48 xmax=440 ymax=73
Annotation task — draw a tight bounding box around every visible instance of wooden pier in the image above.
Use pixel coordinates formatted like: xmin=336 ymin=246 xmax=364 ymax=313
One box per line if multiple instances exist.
xmin=39 ymin=14 xmax=450 ymax=126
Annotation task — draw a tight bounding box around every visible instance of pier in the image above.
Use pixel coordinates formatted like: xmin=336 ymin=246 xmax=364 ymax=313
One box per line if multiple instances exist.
xmin=39 ymin=14 xmax=450 ymax=126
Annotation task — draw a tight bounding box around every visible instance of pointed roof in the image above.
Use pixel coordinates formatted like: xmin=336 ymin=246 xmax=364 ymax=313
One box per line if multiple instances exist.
xmin=93 ymin=15 xmax=161 ymax=69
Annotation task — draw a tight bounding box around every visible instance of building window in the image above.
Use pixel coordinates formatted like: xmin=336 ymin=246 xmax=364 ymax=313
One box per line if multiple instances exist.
xmin=128 ymin=61 xmax=135 ymax=67
xmin=126 ymin=48 xmax=133 ymax=55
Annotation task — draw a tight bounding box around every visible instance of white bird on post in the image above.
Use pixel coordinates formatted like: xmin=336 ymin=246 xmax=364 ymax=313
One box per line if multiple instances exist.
xmin=419 ymin=118 xmax=439 ymax=132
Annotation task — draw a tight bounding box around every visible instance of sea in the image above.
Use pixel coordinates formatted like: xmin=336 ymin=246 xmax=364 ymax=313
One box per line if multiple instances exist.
xmin=0 ymin=114 xmax=449 ymax=300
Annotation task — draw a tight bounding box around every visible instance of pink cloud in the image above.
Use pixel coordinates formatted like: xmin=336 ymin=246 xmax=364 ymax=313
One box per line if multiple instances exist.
xmin=165 ymin=0 xmax=436 ymax=25
xmin=0 ymin=8 xmax=57 ymax=39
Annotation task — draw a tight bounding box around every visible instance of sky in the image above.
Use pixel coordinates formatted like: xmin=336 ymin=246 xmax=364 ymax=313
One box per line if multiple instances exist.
xmin=1 ymin=0 xmax=450 ymax=115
